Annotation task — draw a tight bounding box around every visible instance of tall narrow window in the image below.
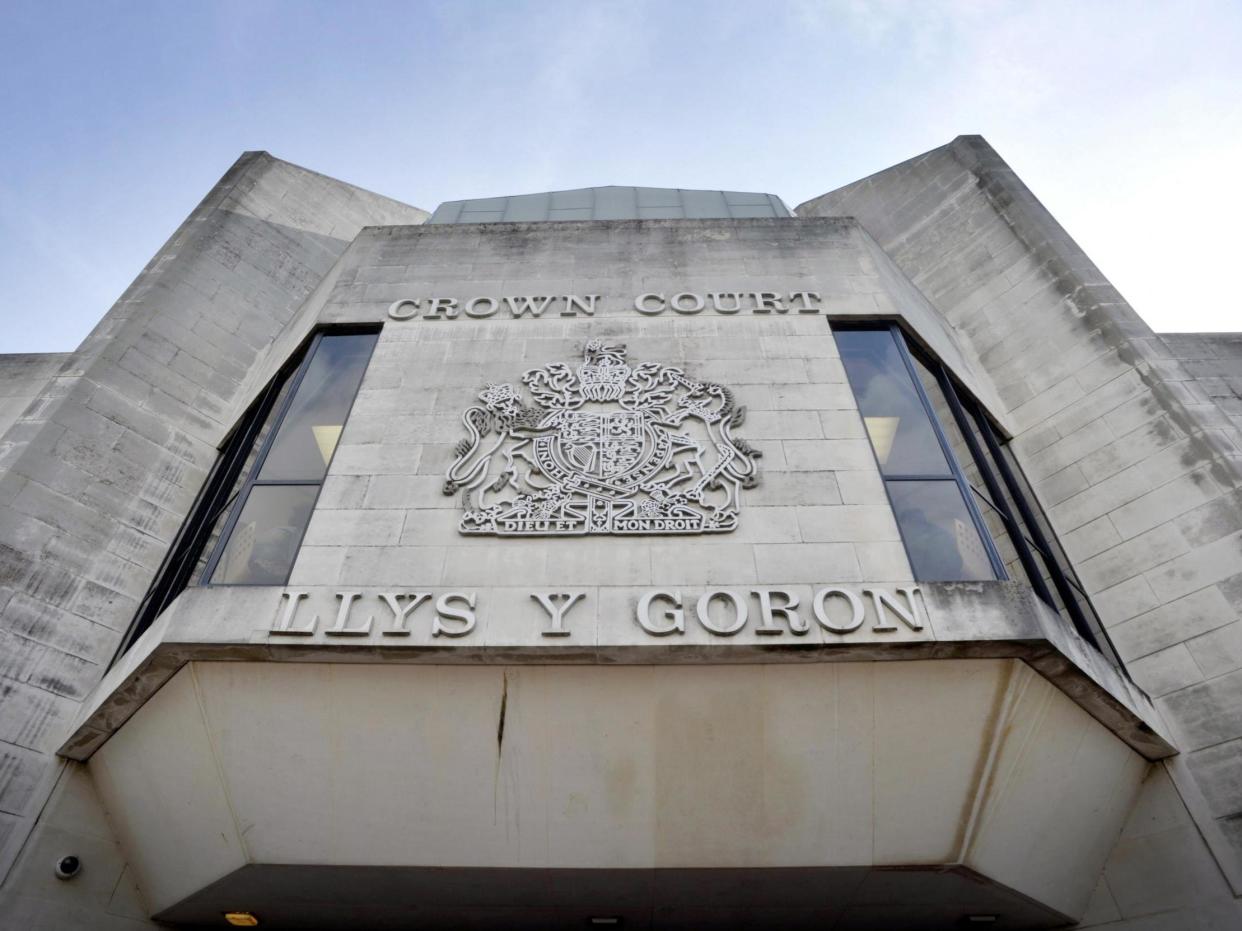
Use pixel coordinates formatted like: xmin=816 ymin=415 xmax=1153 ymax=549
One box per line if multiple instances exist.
xmin=203 ymin=333 xmax=376 ymax=585
xmin=118 ymin=329 xmax=378 ymax=655
xmin=833 ymin=323 xmax=1117 ymax=662
xmin=835 ymin=327 xmax=1000 ymax=582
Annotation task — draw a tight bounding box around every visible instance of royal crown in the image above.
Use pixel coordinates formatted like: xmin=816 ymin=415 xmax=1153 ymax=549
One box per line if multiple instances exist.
xmin=576 ymin=339 xmax=630 ymax=401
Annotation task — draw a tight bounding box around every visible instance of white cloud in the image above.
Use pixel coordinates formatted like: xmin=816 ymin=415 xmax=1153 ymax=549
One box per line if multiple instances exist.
xmin=1 ymin=0 xmax=1239 ymax=347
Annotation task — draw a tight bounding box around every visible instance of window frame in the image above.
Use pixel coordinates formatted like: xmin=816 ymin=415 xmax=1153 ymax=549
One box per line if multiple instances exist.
xmin=114 ymin=325 xmax=379 ymax=659
xmin=833 ymin=321 xmax=1121 ymax=663
xmin=203 ymin=332 xmax=323 ymax=586
xmin=834 ymin=321 xmax=1007 ymax=582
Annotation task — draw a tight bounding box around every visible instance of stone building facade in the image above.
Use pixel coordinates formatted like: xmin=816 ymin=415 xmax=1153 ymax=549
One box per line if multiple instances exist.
xmin=0 ymin=138 xmax=1239 ymax=929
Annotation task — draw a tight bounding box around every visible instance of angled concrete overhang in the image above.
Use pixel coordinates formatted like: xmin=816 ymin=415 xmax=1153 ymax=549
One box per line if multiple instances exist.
xmin=82 ymin=636 xmax=1159 ymax=924
xmin=61 ymin=580 xmax=1172 ymax=762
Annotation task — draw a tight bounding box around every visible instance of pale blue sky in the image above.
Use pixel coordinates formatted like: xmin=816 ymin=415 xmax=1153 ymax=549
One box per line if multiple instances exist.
xmin=2 ymin=0 xmax=1239 ymax=352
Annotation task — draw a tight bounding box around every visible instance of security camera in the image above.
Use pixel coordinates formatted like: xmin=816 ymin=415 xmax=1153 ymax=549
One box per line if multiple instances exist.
xmin=54 ymin=855 xmax=81 ymax=880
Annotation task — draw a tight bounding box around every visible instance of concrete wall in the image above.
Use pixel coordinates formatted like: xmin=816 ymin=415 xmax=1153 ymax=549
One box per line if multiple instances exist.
xmin=291 ymin=218 xmax=961 ymax=604
xmin=1077 ymin=763 xmax=1240 ymax=929
xmin=0 ymin=355 xmax=73 ymax=442
xmin=6 ymin=142 xmax=1240 ymax=927
xmin=1154 ymin=333 xmax=1242 ymax=465
xmin=0 ymin=762 xmax=155 ymax=929
xmin=0 ymin=152 xmax=428 ymax=895
xmin=799 ymin=134 xmax=1242 ymax=921
xmin=93 ymin=659 xmax=1145 ymax=923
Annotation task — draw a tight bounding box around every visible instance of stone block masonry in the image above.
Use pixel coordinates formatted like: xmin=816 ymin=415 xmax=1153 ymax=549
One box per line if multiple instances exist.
xmin=0 ymin=153 xmax=428 ymax=882
xmin=3 ymin=140 xmax=1240 ymax=929
xmin=799 ymin=134 xmax=1242 ymax=920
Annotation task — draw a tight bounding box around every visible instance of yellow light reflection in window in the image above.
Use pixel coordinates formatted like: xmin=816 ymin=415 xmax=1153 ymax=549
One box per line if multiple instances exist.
xmin=312 ymin=425 xmax=343 ymax=465
xmin=863 ymin=416 xmax=899 ymax=466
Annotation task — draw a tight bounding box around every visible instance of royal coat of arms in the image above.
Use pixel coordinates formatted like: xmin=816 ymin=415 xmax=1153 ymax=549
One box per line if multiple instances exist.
xmin=443 ymin=340 xmax=761 ymax=535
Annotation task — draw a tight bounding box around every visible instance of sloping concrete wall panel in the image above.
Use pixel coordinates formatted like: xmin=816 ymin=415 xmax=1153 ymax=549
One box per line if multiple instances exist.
xmin=0 ymin=153 xmax=427 ymax=882
xmin=0 ymin=354 xmax=72 ymax=441
xmin=90 ymin=659 xmax=1145 ymax=921
xmin=798 ymin=132 xmax=1242 ymax=911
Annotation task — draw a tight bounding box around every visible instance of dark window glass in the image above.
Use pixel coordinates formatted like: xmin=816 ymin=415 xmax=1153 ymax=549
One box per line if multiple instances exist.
xmin=834 ymin=329 xmax=950 ymax=476
xmin=836 ymin=326 xmax=998 ymax=583
xmin=117 ymin=328 xmax=378 ymax=658
xmin=188 ymin=375 xmax=297 ymax=586
xmin=888 ymin=481 xmax=997 ymax=580
xmin=996 ymin=442 xmax=1112 ymax=652
xmin=913 ymin=358 xmax=982 ymax=488
xmin=258 ymin=335 xmax=375 ymax=482
xmin=209 ymin=486 xmax=319 ymax=584
xmin=203 ymin=331 xmax=377 ymax=586
xmin=190 ymin=492 xmax=239 ymax=584
xmin=235 ymin=377 xmax=297 ymax=484
xmin=833 ymin=322 xmax=1119 ymax=665
xmin=970 ymin=489 xmax=1033 ymax=589
xmin=1000 ymin=444 xmax=1075 ymax=563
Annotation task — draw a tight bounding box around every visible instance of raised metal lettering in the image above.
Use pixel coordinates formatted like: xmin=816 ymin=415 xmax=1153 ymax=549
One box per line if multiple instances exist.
xmin=531 ymin=591 xmax=585 ymax=637
xmin=465 ymin=296 xmax=499 ymax=318
xmin=561 ymin=294 xmax=599 ymax=317
xmin=788 ymin=291 xmax=821 ymax=313
xmin=504 ymin=295 xmax=554 ymax=318
xmin=379 ymin=592 xmax=432 ymax=636
xmin=423 ymin=297 xmax=459 ymax=320
xmin=387 ymin=299 xmax=420 ymax=320
xmin=866 ymin=587 xmax=924 ymax=631
xmin=813 ymin=587 xmax=865 ymax=633
xmin=753 ymin=588 xmax=808 ymax=635
xmin=751 ymin=292 xmax=786 ymax=314
xmin=271 ymin=590 xmax=316 ymax=635
xmin=671 ymin=292 xmax=705 ymax=314
xmin=325 ymin=591 xmax=372 ymax=636
xmin=432 ymin=592 xmax=477 ymax=637
xmin=637 ymin=591 xmax=684 ymax=636
xmin=695 ymin=590 xmax=747 ymax=636
xmin=634 ymin=293 xmax=666 ymax=314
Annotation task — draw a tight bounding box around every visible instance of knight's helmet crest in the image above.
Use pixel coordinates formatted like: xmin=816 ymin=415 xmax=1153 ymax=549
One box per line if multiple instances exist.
xmin=576 ymin=339 xmax=630 ymax=401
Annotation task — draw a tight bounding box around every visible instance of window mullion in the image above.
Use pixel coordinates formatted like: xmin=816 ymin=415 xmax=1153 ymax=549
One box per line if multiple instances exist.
xmin=115 ymin=367 xmax=291 ymax=657
xmin=888 ymin=324 xmax=1007 ymax=580
xmin=200 ymin=333 xmax=325 ymax=586
xmin=975 ymin=413 xmax=1106 ymax=650
xmin=934 ymin=362 xmax=1058 ymax=604
xmin=243 ymin=333 xmax=325 ymax=483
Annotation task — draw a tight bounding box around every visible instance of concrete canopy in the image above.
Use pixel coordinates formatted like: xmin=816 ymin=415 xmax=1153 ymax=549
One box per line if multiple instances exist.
xmin=92 ymin=659 xmax=1143 ymax=927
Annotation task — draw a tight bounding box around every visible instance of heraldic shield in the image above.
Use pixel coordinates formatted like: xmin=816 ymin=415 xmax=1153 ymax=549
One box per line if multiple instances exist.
xmin=443 ymin=339 xmax=762 ymax=535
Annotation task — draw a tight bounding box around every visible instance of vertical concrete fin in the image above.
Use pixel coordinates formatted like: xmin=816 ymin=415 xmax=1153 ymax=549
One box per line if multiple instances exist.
xmin=0 ymin=152 xmax=426 ymax=884
xmin=800 ymin=134 xmax=1242 ymax=877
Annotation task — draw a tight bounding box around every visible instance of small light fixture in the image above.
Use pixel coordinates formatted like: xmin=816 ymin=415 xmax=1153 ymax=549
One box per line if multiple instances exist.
xmin=589 ymin=919 xmax=621 ymax=927
xmin=223 ymin=913 xmax=260 ymax=927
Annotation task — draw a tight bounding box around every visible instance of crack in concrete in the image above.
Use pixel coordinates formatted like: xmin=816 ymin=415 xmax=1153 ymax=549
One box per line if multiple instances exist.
xmin=497 ymin=670 xmax=508 ymax=755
